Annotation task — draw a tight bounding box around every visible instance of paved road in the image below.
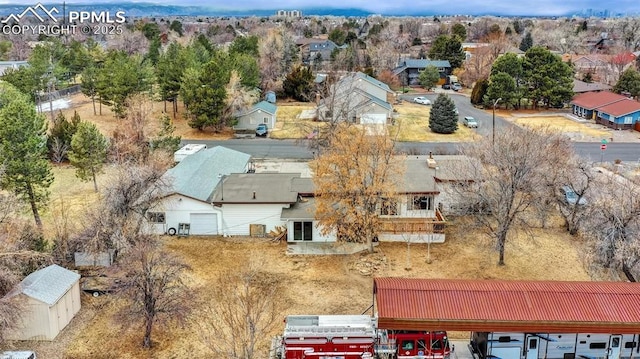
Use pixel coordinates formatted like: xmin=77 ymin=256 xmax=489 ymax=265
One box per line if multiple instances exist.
xmin=186 ymin=138 xmax=640 ymax=163
xmin=185 ymin=93 xmax=640 ymax=163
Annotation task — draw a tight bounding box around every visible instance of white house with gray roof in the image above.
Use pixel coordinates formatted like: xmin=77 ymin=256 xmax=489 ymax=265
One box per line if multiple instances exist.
xmin=211 ymin=173 xmax=304 ymax=236
xmin=5 ymin=264 xmax=81 ymax=341
xmin=316 ymin=71 xmax=395 ymax=124
xmin=280 ymin=155 xmax=475 ymax=251
xmin=144 ymin=146 xmax=252 ymax=236
xmin=234 ymin=101 xmax=278 ymax=131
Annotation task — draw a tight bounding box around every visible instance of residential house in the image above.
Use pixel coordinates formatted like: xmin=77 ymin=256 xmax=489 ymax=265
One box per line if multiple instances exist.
xmin=392 ymin=59 xmax=452 ymax=86
xmin=5 ymin=265 xmax=81 ymax=341
xmin=281 ymin=155 xmax=474 ymax=254
xmin=571 ymin=91 xmax=640 ymax=130
xmin=297 ymin=38 xmax=345 ymax=64
xmin=235 ymin=101 xmax=277 ymax=130
xmin=144 ymin=146 xmax=252 ymax=235
xmin=573 ymin=79 xmax=612 ymax=94
xmin=315 ymin=71 xmax=395 ymax=124
xmin=211 ymin=173 xmax=304 ymax=236
xmin=563 ymin=53 xmax=635 ymax=85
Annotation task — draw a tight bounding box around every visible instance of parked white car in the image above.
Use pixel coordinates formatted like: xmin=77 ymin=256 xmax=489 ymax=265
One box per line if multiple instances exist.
xmin=463 ymin=116 xmax=478 ymax=128
xmin=413 ymin=96 xmax=432 ymax=105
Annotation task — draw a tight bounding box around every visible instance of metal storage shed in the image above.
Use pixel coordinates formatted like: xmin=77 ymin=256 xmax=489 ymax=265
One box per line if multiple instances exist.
xmin=5 ymin=264 xmax=81 ymax=341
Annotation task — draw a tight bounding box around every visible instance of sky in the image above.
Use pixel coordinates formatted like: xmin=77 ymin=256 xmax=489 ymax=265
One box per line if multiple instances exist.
xmin=1 ymin=0 xmax=640 ymax=16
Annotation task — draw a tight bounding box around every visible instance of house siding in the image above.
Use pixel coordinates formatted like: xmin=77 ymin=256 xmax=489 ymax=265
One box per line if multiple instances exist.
xmin=220 ymin=203 xmax=290 ymax=236
xmin=357 ymin=81 xmax=388 ymax=102
xmin=236 ymin=111 xmax=275 ymax=130
xmin=596 ymin=110 xmax=640 ymax=130
xmin=285 ymin=220 xmax=334 ymax=243
xmin=144 ymin=194 xmax=220 ymax=235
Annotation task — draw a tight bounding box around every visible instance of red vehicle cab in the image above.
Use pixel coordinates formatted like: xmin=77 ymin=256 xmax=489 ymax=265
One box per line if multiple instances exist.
xmin=386 ymin=330 xmax=451 ymax=359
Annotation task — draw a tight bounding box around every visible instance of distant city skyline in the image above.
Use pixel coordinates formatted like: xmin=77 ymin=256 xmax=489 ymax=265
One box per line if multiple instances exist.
xmin=0 ymin=0 xmax=639 ymax=17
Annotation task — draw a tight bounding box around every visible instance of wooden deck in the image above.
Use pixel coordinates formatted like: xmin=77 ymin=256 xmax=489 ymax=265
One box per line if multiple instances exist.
xmin=379 ymin=209 xmax=446 ymax=234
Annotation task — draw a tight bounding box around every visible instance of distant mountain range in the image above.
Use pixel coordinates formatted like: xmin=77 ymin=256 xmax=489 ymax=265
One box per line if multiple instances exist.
xmin=0 ymin=3 xmax=377 ymax=18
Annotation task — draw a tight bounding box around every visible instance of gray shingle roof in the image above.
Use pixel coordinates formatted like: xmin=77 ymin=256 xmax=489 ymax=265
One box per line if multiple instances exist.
xmin=19 ymin=264 xmax=80 ymax=306
xmin=253 ymin=100 xmax=277 ymax=115
xmin=354 ymin=71 xmax=392 ymax=93
xmin=164 ymin=146 xmax=251 ymax=202
xmin=281 ymin=197 xmax=316 ymax=220
xmin=212 ymin=173 xmax=301 ymax=204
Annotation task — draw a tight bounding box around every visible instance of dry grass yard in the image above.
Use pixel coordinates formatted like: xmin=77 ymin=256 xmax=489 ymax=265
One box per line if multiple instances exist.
xmin=510 ymin=115 xmax=611 ymax=141
xmin=10 ymin=167 xmax=599 ymax=359
xmin=392 ymin=102 xmax=479 ymax=142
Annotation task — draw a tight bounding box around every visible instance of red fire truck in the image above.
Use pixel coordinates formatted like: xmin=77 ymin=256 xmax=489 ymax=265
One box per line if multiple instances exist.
xmin=273 ymin=315 xmax=451 ymax=359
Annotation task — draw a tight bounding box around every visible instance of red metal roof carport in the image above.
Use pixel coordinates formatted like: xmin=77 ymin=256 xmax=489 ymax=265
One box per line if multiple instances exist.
xmin=373 ymin=277 xmax=640 ymax=333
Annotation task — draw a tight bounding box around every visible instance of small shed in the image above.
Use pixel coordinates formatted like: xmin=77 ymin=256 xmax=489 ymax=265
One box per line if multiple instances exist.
xmin=5 ymin=264 xmax=81 ymax=341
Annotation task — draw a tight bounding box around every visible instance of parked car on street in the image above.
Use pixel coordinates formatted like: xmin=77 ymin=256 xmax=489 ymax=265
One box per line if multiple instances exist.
xmin=560 ymin=185 xmax=587 ymax=205
xmin=255 ymin=123 xmax=269 ymax=137
xmin=442 ymin=84 xmax=451 ymax=90
xmin=463 ymin=116 xmax=478 ymax=128
xmin=452 ymin=83 xmax=463 ymax=91
xmin=413 ymin=96 xmax=432 ymax=105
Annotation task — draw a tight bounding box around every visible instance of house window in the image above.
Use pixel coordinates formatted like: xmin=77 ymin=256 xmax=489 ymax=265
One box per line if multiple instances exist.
xmin=263 ymin=117 xmax=269 ymax=124
xmin=293 ymin=221 xmax=313 ymax=241
xmin=380 ymin=199 xmax=398 ymax=216
xmin=624 ymin=116 xmax=632 ymax=124
xmin=147 ymin=212 xmax=165 ymax=224
xmin=410 ymin=195 xmax=433 ymax=210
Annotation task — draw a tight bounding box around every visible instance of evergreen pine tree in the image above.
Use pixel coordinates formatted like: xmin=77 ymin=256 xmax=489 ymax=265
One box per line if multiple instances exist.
xmin=429 ymin=94 xmax=458 ymax=134
xmin=68 ymin=122 xmax=109 ymax=192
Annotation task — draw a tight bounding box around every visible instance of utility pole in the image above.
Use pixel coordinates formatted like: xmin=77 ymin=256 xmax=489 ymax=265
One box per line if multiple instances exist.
xmin=492 ymin=98 xmax=502 ymax=145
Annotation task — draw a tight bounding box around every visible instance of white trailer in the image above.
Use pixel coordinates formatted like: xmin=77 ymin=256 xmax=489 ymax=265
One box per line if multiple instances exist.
xmin=470 ymin=332 xmax=640 ymax=359
xmin=173 ymin=144 xmax=207 ymax=162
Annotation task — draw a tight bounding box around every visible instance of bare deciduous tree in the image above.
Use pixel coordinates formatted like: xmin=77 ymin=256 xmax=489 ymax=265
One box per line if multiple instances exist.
xmin=76 ymin=158 xmax=170 ymax=256
xmin=50 ymin=137 xmax=70 ymax=164
xmin=583 ymin=170 xmax=640 ymax=280
xmin=314 ymin=125 xmax=403 ymax=253
xmin=117 ymin=237 xmax=190 ymax=349
xmin=196 ymin=264 xmax=286 ymax=359
xmin=110 ymin=94 xmax=154 ymax=164
xmin=452 ymin=127 xmax=573 ymax=265
xmin=554 ymin=158 xmax=596 ymax=235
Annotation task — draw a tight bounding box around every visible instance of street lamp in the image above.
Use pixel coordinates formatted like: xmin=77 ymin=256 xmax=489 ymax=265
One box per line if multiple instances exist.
xmin=492 ymin=98 xmax=502 ymax=146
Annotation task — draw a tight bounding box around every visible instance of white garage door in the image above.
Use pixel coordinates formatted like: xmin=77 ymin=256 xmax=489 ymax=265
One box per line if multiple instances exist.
xmin=189 ymin=213 xmax=218 ymax=235
xmin=360 ymin=113 xmax=387 ymax=124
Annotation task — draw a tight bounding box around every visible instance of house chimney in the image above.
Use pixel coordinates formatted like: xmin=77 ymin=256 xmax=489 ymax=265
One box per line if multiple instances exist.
xmin=253 ymin=191 xmax=256 ymax=199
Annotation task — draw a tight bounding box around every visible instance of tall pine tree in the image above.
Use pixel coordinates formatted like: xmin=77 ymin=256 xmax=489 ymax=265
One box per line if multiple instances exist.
xmin=69 ymin=122 xmax=109 ymax=192
xmin=429 ymin=94 xmax=458 ymax=134
xmin=0 ymin=83 xmax=53 ymax=229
